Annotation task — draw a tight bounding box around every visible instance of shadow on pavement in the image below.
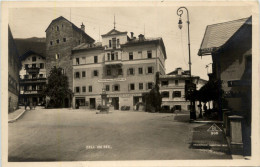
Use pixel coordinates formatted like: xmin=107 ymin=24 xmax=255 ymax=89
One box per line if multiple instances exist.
xmin=174 ymin=114 xmax=190 ymax=122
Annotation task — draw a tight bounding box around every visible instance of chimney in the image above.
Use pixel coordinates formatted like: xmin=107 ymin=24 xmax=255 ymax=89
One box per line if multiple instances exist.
xmin=81 ymin=22 xmax=85 ymax=32
xmin=138 ymin=34 xmax=145 ymax=41
xmin=130 ymin=32 xmax=134 ymax=39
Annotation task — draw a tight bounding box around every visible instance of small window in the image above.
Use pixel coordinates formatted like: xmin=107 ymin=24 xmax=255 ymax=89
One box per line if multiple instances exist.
xmin=50 ymin=41 xmax=53 ymax=45
xmin=75 ymin=87 xmax=80 ymax=93
xmin=56 ymin=39 xmax=59 ymax=44
xmin=75 ymin=72 xmax=80 ymax=78
xmin=111 ymin=52 xmax=115 ymax=60
xmin=32 ymin=64 xmax=36 ymax=68
xmin=40 ymin=63 xmax=44 ymax=69
xmin=94 ymin=56 xmax=98 ymax=63
xmin=175 ymin=80 xmax=179 ymax=85
xmin=117 ymin=39 xmax=120 ymax=47
xmin=128 ymin=68 xmax=134 ymax=75
xmin=107 ymin=69 xmax=111 ymax=76
xmin=82 ymin=86 xmax=86 ymax=92
xmin=82 ymin=71 xmax=86 ymax=77
xmin=162 ymin=91 xmax=169 ymax=98
xmin=109 ymin=40 xmax=112 ymax=48
xmin=106 ymin=85 xmax=110 ymax=91
xmin=63 ymin=38 xmax=66 ymax=42
xmin=89 ymin=86 xmax=92 ymax=92
xmin=147 ymin=67 xmax=153 ymax=74
xmin=175 ymin=105 xmax=182 ymax=110
xmin=76 ymin=58 xmax=80 ymax=65
xmin=129 ymin=52 xmax=133 ymax=60
xmin=25 ymin=64 xmax=29 ymax=69
xmin=161 ymin=80 xmax=168 ymax=86
xmin=148 ymin=82 xmax=153 ymax=89
xmin=173 ymin=91 xmax=181 ymax=97
xmin=57 ymin=26 xmax=59 ymax=31
xmin=39 ymin=74 xmax=43 ymax=78
xmin=114 ymin=84 xmax=120 ymax=91
xmin=147 ymin=51 xmax=152 ymax=58
xmin=32 ymin=57 xmax=36 ymax=62
xmin=24 ymin=75 xmax=29 ymax=79
xmin=130 ymin=83 xmax=135 ymax=90
xmin=138 ymin=67 xmax=143 ymax=74
xmin=139 ymin=83 xmax=143 ymax=90
xmin=56 ymin=53 xmax=60 ymax=60
xmin=107 ymin=53 xmax=110 ymax=61
xmin=118 ymin=69 xmax=123 ymax=75
xmin=93 ymin=70 xmax=98 ymax=77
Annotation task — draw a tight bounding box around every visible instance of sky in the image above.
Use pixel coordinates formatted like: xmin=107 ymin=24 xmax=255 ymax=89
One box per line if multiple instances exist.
xmin=8 ymin=6 xmax=252 ymax=80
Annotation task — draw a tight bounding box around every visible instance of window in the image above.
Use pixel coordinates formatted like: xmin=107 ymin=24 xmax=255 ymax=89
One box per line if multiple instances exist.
xmin=139 ymin=83 xmax=143 ymax=90
xmin=128 ymin=68 xmax=134 ymax=75
xmin=113 ymin=84 xmax=120 ymax=91
xmin=24 ymin=75 xmax=29 ymax=79
xmin=117 ymin=39 xmax=120 ymax=47
xmin=115 ymin=52 xmax=118 ymax=60
xmin=107 ymin=69 xmax=111 ymax=76
xmin=148 ymin=82 xmax=153 ymax=89
xmin=89 ymin=86 xmax=92 ymax=92
xmin=129 ymin=52 xmax=133 ymax=60
xmin=111 ymin=52 xmax=115 ymax=60
xmin=94 ymin=56 xmax=98 ymax=63
xmin=175 ymin=105 xmax=182 ymax=110
xmin=39 ymin=74 xmax=43 ymax=78
xmin=161 ymin=91 xmax=169 ymax=98
xmin=187 ymin=105 xmax=191 ymax=110
xmin=107 ymin=53 xmax=110 ymax=61
xmin=32 ymin=85 xmax=36 ymax=91
xmin=56 ymin=39 xmax=59 ymax=44
xmin=112 ymin=38 xmax=116 ymax=48
xmin=56 ymin=53 xmax=60 ymax=60
xmin=32 ymin=57 xmax=36 ymax=62
xmin=130 ymin=83 xmax=135 ymax=90
xmin=118 ymin=68 xmax=123 ymax=75
xmin=57 ymin=26 xmax=59 ymax=31
xmin=138 ymin=67 xmax=143 ymax=74
xmin=63 ymin=38 xmax=66 ymax=42
xmin=173 ymin=91 xmax=181 ymax=97
xmin=81 ymin=57 xmax=86 ymax=64
xmin=50 ymin=41 xmax=53 ymax=45
xmin=161 ymin=80 xmax=168 ymax=86
xmin=106 ymin=85 xmax=110 ymax=91
xmin=75 ymin=72 xmax=80 ymax=78
xmin=93 ymin=70 xmax=98 ymax=77
xmin=82 ymin=71 xmax=86 ymax=77
xmin=75 ymin=87 xmax=80 ymax=93
xmin=175 ymin=80 xmax=179 ymax=85
xmin=147 ymin=67 xmax=153 ymax=74
xmin=32 ymin=64 xmax=36 ymax=68
xmin=138 ymin=51 xmax=142 ymax=59
xmin=109 ymin=40 xmax=112 ymax=48
xmin=147 ymin=51 xmax=152 ymax=58
xmin=82 ymin=86 xmax=86 ymax=92
xmin=40 ymin=63 xmax=44 ymax=69
xmin=76 ymin=58 xmax=80 ymax=65
xmin=25 ymin=64 xmax=29 ymax=69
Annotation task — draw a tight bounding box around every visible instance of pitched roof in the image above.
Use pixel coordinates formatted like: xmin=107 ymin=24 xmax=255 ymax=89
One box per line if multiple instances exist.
xmin=20 ymin=50 xmax=45 ymax=61
xmin=72 ymin=42 xmax=103 ymax=52
xmin=101 ymin=29 xmax=127 ymax=37
xmin=45 ymin=16 xmax=95 ymax=43
xmin=198 ymin=17 xmax=250 ymax=56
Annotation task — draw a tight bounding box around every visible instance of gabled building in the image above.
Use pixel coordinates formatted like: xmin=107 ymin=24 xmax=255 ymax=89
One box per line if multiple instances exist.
xmin=19 ymin=50 xmax=47 ymax=106
xmin=45 ymin=16 xmax=95 ymax=107
xmin=8 ymin=26 xmax=21 ymax=112
xmin=72 ymin=28 xmax=166 ymax=110
xmin=159 ymin=67 xmax=206 ymax=113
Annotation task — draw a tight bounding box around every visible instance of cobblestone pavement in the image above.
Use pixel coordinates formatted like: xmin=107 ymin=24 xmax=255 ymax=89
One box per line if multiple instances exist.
xmin=8 ymin=108 xmax=232 ymax=161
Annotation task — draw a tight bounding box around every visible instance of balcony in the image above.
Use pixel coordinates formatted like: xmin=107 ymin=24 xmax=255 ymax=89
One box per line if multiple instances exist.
xmin=104 ymin=59 xmax=122 ymax=67
xmin=20 ymin=90 xmax=43 ymax=95
xmin=26 ymin=67 xmax=40 ymax=74
xmin=20 ymin=78 xmax=47 ymax=84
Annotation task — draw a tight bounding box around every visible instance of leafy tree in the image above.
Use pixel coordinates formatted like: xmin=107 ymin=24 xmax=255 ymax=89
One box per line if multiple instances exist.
xmin=43 ymin=67 xmax=72 ymax=108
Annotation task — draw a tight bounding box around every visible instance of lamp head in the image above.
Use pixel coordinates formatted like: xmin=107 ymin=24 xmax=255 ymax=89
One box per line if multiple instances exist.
xmin=178 ymin=17 xmax=183 ymax=29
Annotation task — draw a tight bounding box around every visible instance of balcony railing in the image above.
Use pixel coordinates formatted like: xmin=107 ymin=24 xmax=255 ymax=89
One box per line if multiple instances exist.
xmin=20 ymin=90 xmax=43 ymax=95
xmin=20 ymin=78 xmax=47 ymax=84
xmin=25 ymin=67 xmax=40 ymax=73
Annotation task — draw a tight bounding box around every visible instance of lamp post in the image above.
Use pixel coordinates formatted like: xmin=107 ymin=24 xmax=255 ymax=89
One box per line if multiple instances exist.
xmin=177 ymin=7 xmax=196 ymax=120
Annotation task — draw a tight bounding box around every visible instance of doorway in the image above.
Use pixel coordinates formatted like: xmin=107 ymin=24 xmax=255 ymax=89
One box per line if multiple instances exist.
xmin=90 ymin=98 xmax=96 ymax=109
xmin=111 ymin=97 xmax=119 ymax=110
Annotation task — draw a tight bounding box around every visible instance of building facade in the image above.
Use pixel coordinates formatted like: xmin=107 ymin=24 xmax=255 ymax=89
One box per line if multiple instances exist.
xmin=45 ymin=16 xmax=95 ymax=107
xmin=159 ymin=68 xmax=206 ymax=113
xmin=72 ymin=29 xmax=166 ymax=110
xmin=8 ymin=26 xmax=21 ymax=112
xmin=19 ymin=50 xmax=47 ymax=105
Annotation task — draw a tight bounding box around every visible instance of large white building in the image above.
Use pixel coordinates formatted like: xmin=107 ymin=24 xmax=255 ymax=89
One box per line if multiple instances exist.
xmin=72 ymin=28 xmax=167 ymax=110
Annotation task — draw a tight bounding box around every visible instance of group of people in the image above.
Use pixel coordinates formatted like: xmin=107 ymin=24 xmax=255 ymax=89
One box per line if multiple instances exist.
xmin=25 ymin=101 xmax=37 ymax=110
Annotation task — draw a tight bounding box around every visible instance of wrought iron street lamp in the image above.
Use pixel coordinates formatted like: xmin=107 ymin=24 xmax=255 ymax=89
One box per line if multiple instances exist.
xmin=177 ymin=7 xmax=196 ymax=120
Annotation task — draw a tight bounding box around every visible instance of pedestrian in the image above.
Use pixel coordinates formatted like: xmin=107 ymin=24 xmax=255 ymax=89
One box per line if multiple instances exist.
xmin=33 ymin=102 xmax=36 ymax=110
xmin=25 ymin=101 xmax=27 ymax=110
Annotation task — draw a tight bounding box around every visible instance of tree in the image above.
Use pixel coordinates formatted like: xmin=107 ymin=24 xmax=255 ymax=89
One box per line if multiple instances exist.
xmin=42 ymin=67 xmax=72 ymax=108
